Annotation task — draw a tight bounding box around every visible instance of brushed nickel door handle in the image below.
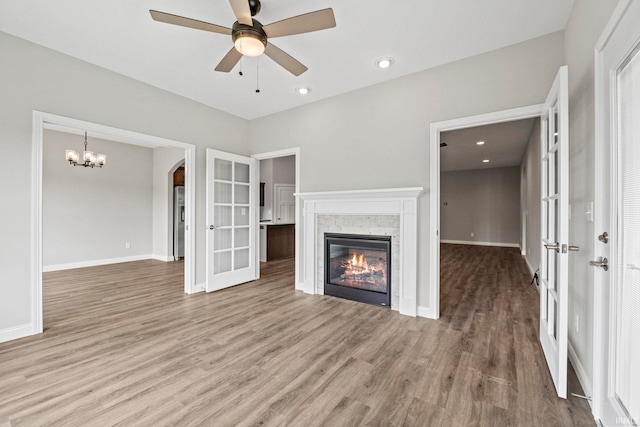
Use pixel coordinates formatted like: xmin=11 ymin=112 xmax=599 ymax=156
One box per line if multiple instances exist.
xmin=545 ymin=243 xmax=560 ymax=251
xmin=589 ymin=257 xmax=608 ymax=271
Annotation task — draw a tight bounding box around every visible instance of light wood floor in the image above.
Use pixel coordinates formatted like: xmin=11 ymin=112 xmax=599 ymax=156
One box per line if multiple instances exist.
xmin=0 ymin=245 xmax=594 ymax=426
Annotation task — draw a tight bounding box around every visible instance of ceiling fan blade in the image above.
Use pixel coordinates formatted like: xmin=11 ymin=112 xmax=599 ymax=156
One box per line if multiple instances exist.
xmin=229 ymin=0 xmax=253 ymax=26
xmin=150 ymin=10 xmax=232 ymax=35
xmin=215 ymin=47 xmax=243 ymax=72
xmin=264 ymin=43 xmax=308 ymax=76
xmin=263 ymin=8 xmax=336 ymax=39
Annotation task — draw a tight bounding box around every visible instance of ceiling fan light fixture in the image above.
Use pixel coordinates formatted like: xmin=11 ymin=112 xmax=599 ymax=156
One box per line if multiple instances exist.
xmin=375 ymin=57 xmax=395 ymax=69
xmin=234 ymin=33 xmax=266 ymax=56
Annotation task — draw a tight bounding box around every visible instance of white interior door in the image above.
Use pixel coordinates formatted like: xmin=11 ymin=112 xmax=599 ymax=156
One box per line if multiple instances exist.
xmin=539 ymin=65 xmax=569 ymax=399
xmin=206 ymin=149 xmax=258 ymax=292
xmin=274 ymin=184 xmax=295 ymax=223
xmin=594 ymin=1 xmax=640 ymax=424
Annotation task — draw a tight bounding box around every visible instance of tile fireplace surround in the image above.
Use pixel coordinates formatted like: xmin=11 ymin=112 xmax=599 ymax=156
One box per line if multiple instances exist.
xmin=297 ymin=188 xmax=423 ymax=316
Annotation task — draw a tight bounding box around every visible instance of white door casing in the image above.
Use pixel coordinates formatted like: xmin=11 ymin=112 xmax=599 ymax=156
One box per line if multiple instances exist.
xmin=539 ymin=65 xmax=570 ymax=399
xmin=594 ymin=1 xmax=640 ymax=424
xmin=206 ymin=149 xmax=258 ymax=292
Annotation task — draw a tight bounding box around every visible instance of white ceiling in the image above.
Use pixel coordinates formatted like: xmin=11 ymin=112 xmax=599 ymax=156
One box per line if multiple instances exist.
xmin=440 ymin=118 xmax=537 ymax=172
xmin=0 ymin=0 xmax=573 ymax=120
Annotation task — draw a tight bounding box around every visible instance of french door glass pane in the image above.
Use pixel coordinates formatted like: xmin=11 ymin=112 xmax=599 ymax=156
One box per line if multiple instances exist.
xmin=235 ymin=248 xmax=250 ymax=269
xmin=235 ymin=227 xmax=250 ymax=248
xmin=215 ymin=229 xmax=232 ymax=251
xmin=235 ymin=184 xmax=250 ymax=204
xmin=235 ymin=163 xmax=250 ymax=183
xmin=215 ymin=159 xmax=233 ymax=181
xmin=214 ymin=251 xmax=232 ymax=274
xmin=214 ymin=206 xmax=232 ymax=227
xmin=215 ymin=182 xmax=232 ymax=203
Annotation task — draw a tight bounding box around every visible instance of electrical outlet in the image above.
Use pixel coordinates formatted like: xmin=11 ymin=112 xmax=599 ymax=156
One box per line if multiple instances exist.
xmin=470 ymin=232 xmax=475 ymax=237
xmin=575 ymin=314 xmax=580 ymax=333
xmin=125 ymin=242 xmax=131 ymax=249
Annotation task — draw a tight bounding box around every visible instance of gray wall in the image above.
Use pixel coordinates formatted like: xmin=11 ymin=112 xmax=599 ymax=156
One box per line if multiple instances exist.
xmin=43 ymin=130 xmax=153 ymax=267
xmin=249 ymin=31 xmax=566 ymax=309
xmin=521 ymin=118 xmax=542 ymax=274
xmin=0 ymin=31 xmax=249 ymax=332
xmin=440 ymin=167 xmax=520 ymax=245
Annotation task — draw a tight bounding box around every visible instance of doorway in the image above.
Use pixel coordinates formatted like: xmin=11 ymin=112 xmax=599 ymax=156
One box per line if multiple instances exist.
xmin=32 ymin=112 xmax=196 ymax=335
xmin=252 ymin=148 xmax=300 ymax=286
xmin=428 ymin=105 xmax=544 ymax=319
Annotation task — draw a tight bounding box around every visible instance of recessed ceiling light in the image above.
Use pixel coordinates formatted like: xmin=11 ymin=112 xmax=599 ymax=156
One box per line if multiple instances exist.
xmin=295 ymin=87 xmax=311 ymax=95
xmin=483 ymin=159 xmax=490 ymax=163
xmin=476 ymin=141 xmax=485 ymax=145
xmin=375 ymin=57 xmax=395 ymax=69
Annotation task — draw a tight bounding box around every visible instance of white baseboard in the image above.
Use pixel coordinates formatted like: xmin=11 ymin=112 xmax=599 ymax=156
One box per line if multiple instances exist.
xmin=440 ymin=240 xmax=520 ymax=248
xmin=524 ymin=255 xmax=535 ymax=277
xmin=417 ymin=305 xmax=437 ymax=319
xmin=569 ymin=341 xmax=592 ymax=405
xmin=151 ymin=254 xmax=174 ymax=262
xmin=0 ymin=323 xmax=36 ymax=344
xmin=191 ymin=282 xmax=206 ymax=293
xmin=43 ymin=254 xmax=153 ymax=272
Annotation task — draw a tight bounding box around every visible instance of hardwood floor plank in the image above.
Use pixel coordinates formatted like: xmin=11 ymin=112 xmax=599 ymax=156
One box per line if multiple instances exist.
xmin=0 ymin=248 xmax=595 ymax=426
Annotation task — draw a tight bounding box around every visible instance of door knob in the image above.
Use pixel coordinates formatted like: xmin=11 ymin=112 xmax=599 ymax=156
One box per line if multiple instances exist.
xmin=589 ymin=257 xmax=608 ymax=271
xmin=209 ymin=225 xmax=220 ymax=230
xmin=598 ymin=232 xmax=609 ymax=244
xmin=545 ymin=243 xmax=560 ymax=251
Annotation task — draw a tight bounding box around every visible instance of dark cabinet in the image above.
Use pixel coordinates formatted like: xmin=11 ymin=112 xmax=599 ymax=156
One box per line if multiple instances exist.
xmin=267 ymin=224 xmax=295 ymax=261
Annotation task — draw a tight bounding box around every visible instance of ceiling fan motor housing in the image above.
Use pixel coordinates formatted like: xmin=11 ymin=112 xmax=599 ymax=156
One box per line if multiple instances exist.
xmin=248 ymin=0 xmax=261 ymax=16
xmin=232 ymin=20 xmax=268 ymax=49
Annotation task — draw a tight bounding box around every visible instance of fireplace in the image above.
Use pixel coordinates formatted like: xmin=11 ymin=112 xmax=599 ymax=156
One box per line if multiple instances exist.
xmin=324 ymin=233 xmax=391 ymax=307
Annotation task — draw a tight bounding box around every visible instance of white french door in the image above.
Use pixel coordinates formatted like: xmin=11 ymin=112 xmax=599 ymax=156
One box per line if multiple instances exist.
xmin=206 ymin=149 xmax=258 ymax=292
xmin=594 ymin=1 xmax=640 ymax=425
xmin=539 ymin=65 xmax=570 ymax=399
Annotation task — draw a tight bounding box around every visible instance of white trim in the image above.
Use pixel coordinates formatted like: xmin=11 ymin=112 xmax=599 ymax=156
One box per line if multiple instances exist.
xmin=296 ymin=187 xmax=423 ymax=200
xmin=0 ymin=323 xmax=35 ymax=344
xmin=417 ymin=305 xmax=435 ymax=318
xmin=252 ymin=148 xmax=301 ymax=289
xmin=152 ymin=254 xmax=174 ymax=262
xmin=298 ymin=187 xmax=423 ymax=317
xmin=44 ymin=255 xmax=156 ymax=272
xmin=429 ymin=104 xmax=544 ymax=321
xmin=440 ymin=240 xmax=520 ymax=248
xmin=569 ymin=341 xmax=593 ymax=405
xmin=523 ymin=254 xmax=536 ymax=277
xmin=31 ymin=111 xmax=198 ymax=341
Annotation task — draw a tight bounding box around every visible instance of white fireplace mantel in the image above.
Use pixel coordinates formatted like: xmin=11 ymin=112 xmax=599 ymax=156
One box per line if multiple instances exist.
xmin=296 ymin=187 xmax=423 ymax=317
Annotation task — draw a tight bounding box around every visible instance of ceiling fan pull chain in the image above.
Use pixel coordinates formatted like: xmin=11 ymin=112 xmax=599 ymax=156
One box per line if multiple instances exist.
xmin=256 ymin=56 xmax=261 ymax=93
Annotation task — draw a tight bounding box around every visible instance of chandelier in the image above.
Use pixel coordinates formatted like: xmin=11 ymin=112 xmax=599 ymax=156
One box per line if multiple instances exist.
xmin=65 ymin=132 xmax=106 ymax=168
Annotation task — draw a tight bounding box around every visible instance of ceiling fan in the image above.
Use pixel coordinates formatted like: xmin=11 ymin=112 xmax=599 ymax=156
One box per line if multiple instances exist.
xmin=150 ymin=0 xmax=336 ymax=76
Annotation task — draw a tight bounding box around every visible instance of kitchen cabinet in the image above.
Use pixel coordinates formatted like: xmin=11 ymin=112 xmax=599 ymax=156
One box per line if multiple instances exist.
xmin=266 ymin=224 xmax=295 ymax=261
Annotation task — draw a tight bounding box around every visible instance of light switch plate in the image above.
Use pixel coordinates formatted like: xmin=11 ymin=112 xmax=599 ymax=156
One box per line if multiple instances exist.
xmin=585 ymin=201 xmax=594 ymax=222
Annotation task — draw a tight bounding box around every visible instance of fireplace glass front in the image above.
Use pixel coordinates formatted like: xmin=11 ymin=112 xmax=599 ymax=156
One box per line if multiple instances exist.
xmin=324 ymin=233 xmax=391 ymax=307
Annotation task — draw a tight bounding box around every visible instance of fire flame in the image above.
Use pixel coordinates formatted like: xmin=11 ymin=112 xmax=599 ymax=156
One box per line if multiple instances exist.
xmin=351 ymin=253 xmax=368 ymax=270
